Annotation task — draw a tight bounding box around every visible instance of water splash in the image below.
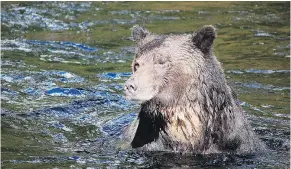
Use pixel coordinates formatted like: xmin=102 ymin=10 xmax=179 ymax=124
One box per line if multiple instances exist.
xmin=45 ymin=87 xmax=87 ymax=97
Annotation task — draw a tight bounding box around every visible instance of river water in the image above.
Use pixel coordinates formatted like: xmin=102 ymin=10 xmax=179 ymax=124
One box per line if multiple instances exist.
xmin=1 ymin=2 xmax=290 ymax=168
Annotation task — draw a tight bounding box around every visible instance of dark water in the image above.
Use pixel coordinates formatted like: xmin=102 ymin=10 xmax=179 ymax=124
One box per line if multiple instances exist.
xmin=1 ymin=2 xmax=290 ymax=168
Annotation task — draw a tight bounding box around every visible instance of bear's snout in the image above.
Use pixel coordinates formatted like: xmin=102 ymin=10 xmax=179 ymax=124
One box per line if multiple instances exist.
xmin=124 ymin=78 xmax=137 ymax=94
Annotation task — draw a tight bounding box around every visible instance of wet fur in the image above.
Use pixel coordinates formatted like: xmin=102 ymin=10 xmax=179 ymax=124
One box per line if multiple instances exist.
xmin=123 ymin=25 xmax=264 ymax=154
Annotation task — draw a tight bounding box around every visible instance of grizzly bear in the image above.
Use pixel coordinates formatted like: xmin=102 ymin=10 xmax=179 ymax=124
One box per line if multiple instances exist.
xmin=123 ymin=25 xmax=264 ymax=154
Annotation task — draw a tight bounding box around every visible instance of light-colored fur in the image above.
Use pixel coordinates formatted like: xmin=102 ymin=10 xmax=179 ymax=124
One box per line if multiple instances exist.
xmin=123 ymin=25 xmax=265 ymax=154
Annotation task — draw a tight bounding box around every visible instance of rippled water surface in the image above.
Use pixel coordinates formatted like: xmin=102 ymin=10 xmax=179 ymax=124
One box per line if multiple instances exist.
xmin=1 ymin=2 xmax=290 ymax=168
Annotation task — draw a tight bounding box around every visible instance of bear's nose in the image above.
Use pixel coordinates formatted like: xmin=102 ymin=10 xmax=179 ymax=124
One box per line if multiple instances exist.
xmin=125 ymin=79 xmax=137 ymax=93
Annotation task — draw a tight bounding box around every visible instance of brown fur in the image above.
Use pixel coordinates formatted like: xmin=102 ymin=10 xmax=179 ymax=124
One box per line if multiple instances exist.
xmin=123 ymin=25 xmax=264 ymax=154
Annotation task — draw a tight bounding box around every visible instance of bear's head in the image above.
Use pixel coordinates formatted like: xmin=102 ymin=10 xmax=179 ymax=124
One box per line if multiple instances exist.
xmin=124 ymin=25 xmax=216 ymax=106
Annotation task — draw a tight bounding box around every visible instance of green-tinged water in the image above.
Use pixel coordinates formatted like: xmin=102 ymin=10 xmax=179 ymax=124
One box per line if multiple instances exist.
xmin=1 ymin=2 xmax=290 ymax=168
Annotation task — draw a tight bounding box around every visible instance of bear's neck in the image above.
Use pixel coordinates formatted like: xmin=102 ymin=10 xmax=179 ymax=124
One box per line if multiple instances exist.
xmin=157 ymin=102 xmax=204 ymax=144
xmin=131 ymin=100 xmax=204 ymax=150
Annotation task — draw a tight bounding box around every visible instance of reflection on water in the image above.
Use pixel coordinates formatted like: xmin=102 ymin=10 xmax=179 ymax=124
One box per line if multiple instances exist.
xmin=1 ymin=1 xmax=290 ymax=168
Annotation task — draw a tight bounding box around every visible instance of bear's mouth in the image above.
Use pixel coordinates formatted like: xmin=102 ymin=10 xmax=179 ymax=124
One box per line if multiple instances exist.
xmin=124 ymin=89 xmax=140 ymax=102
xmin=124 ymin=87 xmax=157 ymax=103
xmin=124 ymin=93 xmax=145 ymax=104
xmin=124 ymin=90 xmax=134 ymax=100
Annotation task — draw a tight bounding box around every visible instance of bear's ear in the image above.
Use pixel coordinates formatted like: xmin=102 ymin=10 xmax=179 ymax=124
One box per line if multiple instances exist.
xmin=131 ymin=25 xmax=150 ymax=42
xmin=192 ymin=25 xmax=216 ymax=54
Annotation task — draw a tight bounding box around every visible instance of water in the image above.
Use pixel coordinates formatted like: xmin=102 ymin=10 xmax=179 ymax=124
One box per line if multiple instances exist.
xmin=1 ymin=2 xmax=290 ymax=168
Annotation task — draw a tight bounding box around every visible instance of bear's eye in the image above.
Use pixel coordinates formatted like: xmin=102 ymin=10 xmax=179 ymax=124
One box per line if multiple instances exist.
xmin=133 ymin=63 xmax=139 ymax=72
xmin=157 ymin=58 xmax=166 ymax=65
xmin=155 ymin=57 xmax=169 ymax=65
xmin=154 ymin=55 xmax=167 ymax=65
